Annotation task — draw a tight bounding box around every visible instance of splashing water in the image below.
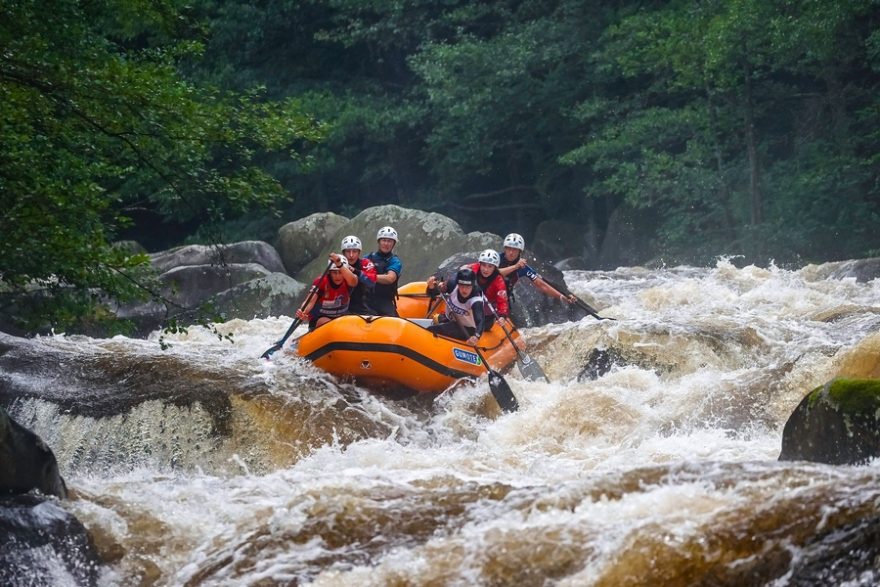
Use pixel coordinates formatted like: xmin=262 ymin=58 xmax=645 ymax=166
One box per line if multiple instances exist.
xmin=5 ymin=259 xmax=880 ymax=585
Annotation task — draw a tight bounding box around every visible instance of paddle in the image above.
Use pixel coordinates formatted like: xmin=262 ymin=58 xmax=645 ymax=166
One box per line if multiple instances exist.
xmin=424 ymin=293 xmax=444 ymax=319
xmin=438 ymin=291 xmax=519 ymax=413
xmin=484 ymin=300 xmax=548 ymax=383
xmin=261 ymin=262 xmax=332 ymax=359
xmin=542 ymin=276 xmax=616 ymax=321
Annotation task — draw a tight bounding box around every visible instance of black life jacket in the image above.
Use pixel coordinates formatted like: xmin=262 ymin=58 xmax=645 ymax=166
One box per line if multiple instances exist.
xmin=367 ymin=251 xmax=400 ymax=301
xmin=348 ymin=258 xmax=375 ymax=313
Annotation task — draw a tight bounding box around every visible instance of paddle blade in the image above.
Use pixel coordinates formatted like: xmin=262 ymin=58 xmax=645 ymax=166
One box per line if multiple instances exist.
xmin=516 ymin=353 xmax=549 ymax=383
xmin=487 ymin=369 xmax=519 ymax=412
xmin=261 ymin=317 xmax=305 ymax=359
xmin=260 ymin=342 xmax=282 ymax=360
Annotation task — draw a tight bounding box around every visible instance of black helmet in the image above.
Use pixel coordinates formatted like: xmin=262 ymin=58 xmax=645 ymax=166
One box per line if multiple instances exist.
xmin=456 ymin=267 xmax=476 ymax=286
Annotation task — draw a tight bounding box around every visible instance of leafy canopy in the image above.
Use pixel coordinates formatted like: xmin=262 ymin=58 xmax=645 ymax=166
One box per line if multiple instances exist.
xmin=0 ymin=0 xmax=323 ymax=333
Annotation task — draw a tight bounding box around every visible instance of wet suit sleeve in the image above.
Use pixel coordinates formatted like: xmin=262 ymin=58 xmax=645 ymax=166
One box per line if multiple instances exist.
xmin=386 ymin=256 xmax=402 ymax=279
xmin=472 ymin=299 xmax=485 ymax=338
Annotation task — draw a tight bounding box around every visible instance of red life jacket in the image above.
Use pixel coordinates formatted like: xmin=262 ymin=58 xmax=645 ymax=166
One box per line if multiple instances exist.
xmin=310 ymin=274 xmax=353 ymax=318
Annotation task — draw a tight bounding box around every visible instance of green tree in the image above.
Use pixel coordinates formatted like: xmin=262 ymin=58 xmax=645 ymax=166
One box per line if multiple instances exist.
xmin=564 ymin=0 xmax=880 ymax=263
xmin=0 ymin=0 xmax=323 ymax=334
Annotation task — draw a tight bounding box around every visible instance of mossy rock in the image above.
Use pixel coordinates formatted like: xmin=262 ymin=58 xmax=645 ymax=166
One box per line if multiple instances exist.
xmin=779 ymin=378 xmax=880 ymax=465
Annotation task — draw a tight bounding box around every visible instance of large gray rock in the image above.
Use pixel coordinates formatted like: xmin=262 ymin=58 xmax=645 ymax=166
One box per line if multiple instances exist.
xmin=112 ymin=241 xmax=291 ymax=330
xmin=0 ymin=406 xmax=67 ymax=498
xmin=150 ymin=241 xmax=286 ymax=274
xmin=554 ymin=257 xmax=589 ymax=271
xmin=803 ymin=257 xmax=880 ymax=283
xmin=113 ymin=270 xmax=306 ymax=331
xmin=0 ymin=331 xmax=393 ymax=475
xmin=779 ymin=378 xmax=880 ymax=465
xmin=209 ymin=272 xmax=306 ymax=320
xmin=111 ymin=298 xmax=167 ymax=336
xmin=1 ymin=495 xmax=101 ymax=587
xmin=277 ymin=212 xmax=349 ymax=275
xmin=295 ymin=205 xmax=497 ymax=284
xmin=597 ymin=204 xmax=657 ymax=269
xmin=159 ymin=263 xmax=272 ymax=310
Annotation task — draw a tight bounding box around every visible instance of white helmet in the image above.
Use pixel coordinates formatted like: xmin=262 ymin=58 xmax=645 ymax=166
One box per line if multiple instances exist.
xmin=329 ymin=257 xmax=349 ymax=271
xmin=503 ymin=233 xmax=525 ymax=251
xmin=341 ymin=235 xmax=362 ymax=251
xmin=478 ymin=249 xmax=500 ymax=267
xmin=376 ymin=226 xmax=398 ymax=243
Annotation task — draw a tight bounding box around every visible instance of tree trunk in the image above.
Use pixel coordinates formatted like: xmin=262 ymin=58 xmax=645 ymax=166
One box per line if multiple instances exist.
xmin=743 ymin=61 xmax=763 ymax=225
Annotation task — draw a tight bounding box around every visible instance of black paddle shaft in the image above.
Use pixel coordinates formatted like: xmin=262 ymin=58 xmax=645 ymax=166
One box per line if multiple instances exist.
xmin=541 ymin=276 xmax=616 ymax=321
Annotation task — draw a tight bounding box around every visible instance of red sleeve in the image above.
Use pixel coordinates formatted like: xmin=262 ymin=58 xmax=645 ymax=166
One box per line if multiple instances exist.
xmin=360 ymin=259 xmax=377 ymax=282
xmin=491 ymin=275 xmax=509 ymax=316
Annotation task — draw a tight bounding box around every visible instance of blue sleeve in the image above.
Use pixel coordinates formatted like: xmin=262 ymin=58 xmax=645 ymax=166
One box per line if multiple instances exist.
xmin=387 ymin=256 xmax=402 ymax=276
xmin=520 ymin=264 xmax=541 ymax=281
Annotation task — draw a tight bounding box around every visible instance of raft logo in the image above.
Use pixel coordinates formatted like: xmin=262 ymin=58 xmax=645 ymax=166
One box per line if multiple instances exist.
xmin=452 ymin=348 xmax=481 ymax=365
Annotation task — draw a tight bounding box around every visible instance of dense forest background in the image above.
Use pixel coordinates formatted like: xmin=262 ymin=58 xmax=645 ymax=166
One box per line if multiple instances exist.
xmin=186 ymin=0 xmax=880 ymax=266
xmin=3 ymin=0 xmax=880 ymax=330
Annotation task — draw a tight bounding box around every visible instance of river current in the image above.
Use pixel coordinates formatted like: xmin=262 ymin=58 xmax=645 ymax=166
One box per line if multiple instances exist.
xmin=5 ymin=258 xmax=880 ymax=586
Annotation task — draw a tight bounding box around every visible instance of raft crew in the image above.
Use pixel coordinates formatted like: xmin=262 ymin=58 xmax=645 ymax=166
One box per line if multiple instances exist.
xmin=340 ymin=235 xmax=377 ymax=315
xmin=365 ymin=226 xmax=402 ymax=317
xmin=425 ymin=267 xmax=485 ymax=345
xmin=296 ymin=253 xmax=358 ymax=330
xmin=497 ymin=232 xmax=576 ymax=306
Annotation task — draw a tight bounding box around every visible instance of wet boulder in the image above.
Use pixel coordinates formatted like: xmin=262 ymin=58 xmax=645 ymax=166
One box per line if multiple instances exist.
xmin=779 ymin=378 xmax=880 ymax=465
xmin=786 ymin=514 xmax=880 ymax=585
xmin=113 ymin=241 xmax=293 ymax=331
xmin=596 ymin=203 xmax=658 ymax=269
xmin=157 ymin=263 xmax=273 ymax=310
xmin=577 ymin=348 xmax=628 ymax=381
xmin=150 ymin=241 xmax=286 ymax=274
xmin=555 ymin=257 xmax=589 ymax=271
xmin=532 ymin=219 xmax=586 ymax=262
xmin=0 ymin=494 xmax=101 ymax=587
xmin=0 ymin=405 xmax=67 ymax=498
xmin=295 ymin=205 xmax=497 ymax=286
xmin=277 ymin=212 xmax=349 ymax=275
xmin=805 ymin=256 xmax=880 ymax=283
xmin=208 ymin=272 xmax=306 ymax=320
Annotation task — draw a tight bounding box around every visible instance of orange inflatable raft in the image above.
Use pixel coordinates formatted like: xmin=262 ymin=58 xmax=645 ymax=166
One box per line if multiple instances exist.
xmin=295 ymin=281 xmax=522 ymax=393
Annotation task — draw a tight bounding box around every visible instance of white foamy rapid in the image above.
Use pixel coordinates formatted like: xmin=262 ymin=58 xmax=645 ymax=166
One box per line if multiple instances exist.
xmin=8 ymin=259 xmax=880 ymax=585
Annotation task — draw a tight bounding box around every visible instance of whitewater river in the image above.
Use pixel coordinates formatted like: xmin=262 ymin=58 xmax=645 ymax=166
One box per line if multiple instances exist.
xmin=5 ymin=259 xmax=880 ymax=585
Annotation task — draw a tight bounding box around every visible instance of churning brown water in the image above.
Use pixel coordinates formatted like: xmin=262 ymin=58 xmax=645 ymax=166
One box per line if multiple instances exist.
xmin=5 ymin=259 xmax=880 ymax=586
